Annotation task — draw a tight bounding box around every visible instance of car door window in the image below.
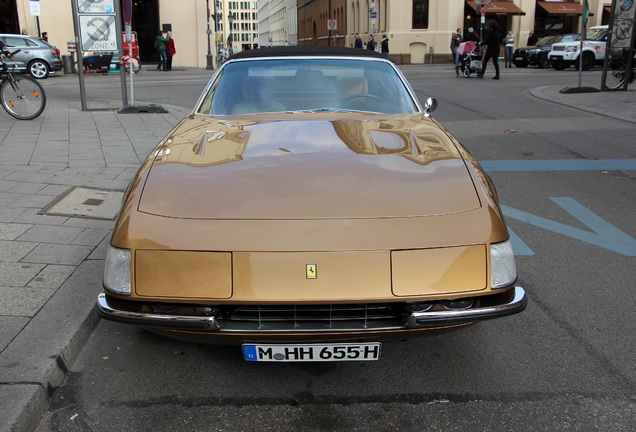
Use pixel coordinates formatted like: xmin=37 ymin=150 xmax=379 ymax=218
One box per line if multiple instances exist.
xmin=5 ymin=37 xmax=27 ymax=48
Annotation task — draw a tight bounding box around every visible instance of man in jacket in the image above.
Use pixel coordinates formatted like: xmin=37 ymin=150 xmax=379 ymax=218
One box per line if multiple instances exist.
xmin=367 ymin=34 xmax=376 ymax=51
xmin=381 ymin=35 xmax=389 ymax=57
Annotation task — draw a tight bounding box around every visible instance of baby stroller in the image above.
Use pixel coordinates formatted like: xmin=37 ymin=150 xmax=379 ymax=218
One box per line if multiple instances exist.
xmin=456 ymin=41 xmax=483 ymax=78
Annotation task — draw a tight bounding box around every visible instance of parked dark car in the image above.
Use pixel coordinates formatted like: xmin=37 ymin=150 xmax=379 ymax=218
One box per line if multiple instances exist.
xmin=514 ymin=34 xmax=579 ymax=69
xmin=0 ymin=34 xmax=63 ymax=79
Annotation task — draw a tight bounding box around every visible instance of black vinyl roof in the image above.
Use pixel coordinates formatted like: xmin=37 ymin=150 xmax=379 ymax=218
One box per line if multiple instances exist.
xmin=228 ymin=45 xmax=386 ymax=60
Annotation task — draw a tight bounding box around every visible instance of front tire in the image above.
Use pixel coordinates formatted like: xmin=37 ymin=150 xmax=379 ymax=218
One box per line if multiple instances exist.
xmin=605 ymin=59 xmax=627 ymax=90
xmin=0 ymin=75 xmax=46 ymax=120
xmin=537 ymin=54 xmax=550 ymax=69
xmin=578 ymin=52 xmax=595 ymax=71
xmin=28 ymin=60 xmax=50 ymax=79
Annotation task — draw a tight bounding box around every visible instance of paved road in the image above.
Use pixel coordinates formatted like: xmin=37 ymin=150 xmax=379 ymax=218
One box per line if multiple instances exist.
xmin=1 ymin=64 xmax=635 ymax=431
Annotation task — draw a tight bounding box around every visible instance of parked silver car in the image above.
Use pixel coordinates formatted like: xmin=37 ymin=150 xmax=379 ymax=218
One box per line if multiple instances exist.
xmin=0 ymin=34 xmax=63 ymax=79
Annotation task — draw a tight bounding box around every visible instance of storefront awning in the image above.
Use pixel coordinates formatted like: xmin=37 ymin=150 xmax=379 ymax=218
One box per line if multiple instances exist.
xmin=466 ymin=1 xmax=526 ymax=16
xmin=537 ymin=1 xmax=583 ymax=16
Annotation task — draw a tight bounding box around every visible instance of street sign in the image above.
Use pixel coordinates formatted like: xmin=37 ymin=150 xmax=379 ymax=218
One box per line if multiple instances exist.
xmin=328 ymin=19 xmax=337 ymax=31
xmin=29 ymin=0 xmax=40 ymax=16
xmin=77 ymin=0 xmax=115 ymax=14
xmin=79 ymin=15 xmax=118 ymax=52
xmin=370 ymin=12 xmax=377 ymax=19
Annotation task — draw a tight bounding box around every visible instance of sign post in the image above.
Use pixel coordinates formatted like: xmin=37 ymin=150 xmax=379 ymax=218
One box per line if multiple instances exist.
xmin=123 ymin=0 xmax=134 ymax=105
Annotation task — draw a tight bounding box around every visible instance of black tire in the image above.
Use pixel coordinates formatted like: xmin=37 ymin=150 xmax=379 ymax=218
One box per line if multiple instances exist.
xmin=605 ymin=59 xmax=627 ymax=90
xmin=0 ymin=75 xmax=46 ymax=120
xmin=578 ymin=52 xmax=595 ymax=71
xmin=463 ymin=68 xmax=470 ymax=78
xmin=27 ymin=60 xmax=50 ymax=79
xmin=537 ymin=54 xmax=550 ymax=69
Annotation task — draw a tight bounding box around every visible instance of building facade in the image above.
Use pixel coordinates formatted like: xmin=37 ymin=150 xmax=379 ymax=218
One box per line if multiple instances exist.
xmin=3 ymin=1 xmax=613 ymax=68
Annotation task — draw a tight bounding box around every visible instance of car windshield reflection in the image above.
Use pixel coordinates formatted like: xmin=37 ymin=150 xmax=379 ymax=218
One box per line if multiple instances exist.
xmin=197 ymin=58 xmax=419 ymax=116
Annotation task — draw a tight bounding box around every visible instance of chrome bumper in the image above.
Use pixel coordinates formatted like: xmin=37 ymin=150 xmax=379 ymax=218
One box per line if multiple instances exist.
xmin=96 ymin=287 xmax=526 ymax=333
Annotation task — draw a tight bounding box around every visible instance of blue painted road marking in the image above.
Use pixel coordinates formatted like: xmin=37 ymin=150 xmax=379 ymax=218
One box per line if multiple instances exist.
xmin=481 ymin=159 xmax=636 ymax=172
xmin=502 ymin=198 xmax=636 ymax=256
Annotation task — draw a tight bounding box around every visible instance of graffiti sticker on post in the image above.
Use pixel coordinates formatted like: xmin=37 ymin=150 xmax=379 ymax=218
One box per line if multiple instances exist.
xmin=77 ymin=0 xmax=115 ymax=14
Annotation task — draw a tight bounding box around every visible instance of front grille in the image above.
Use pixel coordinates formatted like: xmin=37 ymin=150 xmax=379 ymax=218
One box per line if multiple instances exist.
xmin=552 ymin=46 xmax=565 ymax=52
xmin=219 ymin=304 xmax=405 ymax=332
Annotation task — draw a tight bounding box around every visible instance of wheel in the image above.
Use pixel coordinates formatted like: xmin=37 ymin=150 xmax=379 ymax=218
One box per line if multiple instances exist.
xmin=537 ymin=54 xmax=550 ymax=69
xmin=0 ymin=75 xmax=46 ymax=120
xmin=463 ymin=68 xmax=470 ymax=78
xmin=27 ymin=60 xmax=50 ymax=79
xmin=577 ymin=52 xmax=595 ymax=71
xmin=605 ymin=59 xmax=627 ymax=90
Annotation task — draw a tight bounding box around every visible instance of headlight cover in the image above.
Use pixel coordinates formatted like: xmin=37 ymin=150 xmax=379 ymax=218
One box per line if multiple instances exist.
xmin=103 ymin=245 xmax=131 ymax=295
xmin=565 ymin=46 xmax=578 ymax=53
xmin=491 ymin=240 xmax=517 ymax=289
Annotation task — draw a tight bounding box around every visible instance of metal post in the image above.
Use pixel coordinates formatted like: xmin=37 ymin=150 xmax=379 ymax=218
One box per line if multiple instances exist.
xmin=206 ymin=0 xmax=213 ymax=69
xmin=213 ymin=0 xmax=219 ymax=68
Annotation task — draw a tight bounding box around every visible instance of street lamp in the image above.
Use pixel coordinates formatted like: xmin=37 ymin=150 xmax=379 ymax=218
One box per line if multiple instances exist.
xmin=228 ymin=12 xmax=235 ymax=54
xmin=205 ymin=0 xmax=213 ymax=70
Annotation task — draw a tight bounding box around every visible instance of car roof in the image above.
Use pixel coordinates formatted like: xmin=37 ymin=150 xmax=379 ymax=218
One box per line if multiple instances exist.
xmin=228 ymin=45 xmax=387 ymax=61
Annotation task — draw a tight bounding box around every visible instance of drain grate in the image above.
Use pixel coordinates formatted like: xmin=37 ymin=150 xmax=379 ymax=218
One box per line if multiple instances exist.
xmin=40 ymin=187 xmax=124 ymax=220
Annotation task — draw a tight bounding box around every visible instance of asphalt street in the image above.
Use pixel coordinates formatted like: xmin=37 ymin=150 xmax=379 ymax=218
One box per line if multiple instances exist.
xmin=0 ymin=64 xmax=635 ymax=432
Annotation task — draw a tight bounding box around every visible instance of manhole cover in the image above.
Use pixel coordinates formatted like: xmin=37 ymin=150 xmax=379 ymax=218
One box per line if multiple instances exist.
xmin=40 ymin=187 xmax=124 ymax=220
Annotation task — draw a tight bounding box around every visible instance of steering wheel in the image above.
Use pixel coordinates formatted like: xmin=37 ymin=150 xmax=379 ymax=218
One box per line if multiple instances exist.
xmin=342 ymin=93 xmax=383 ymax=102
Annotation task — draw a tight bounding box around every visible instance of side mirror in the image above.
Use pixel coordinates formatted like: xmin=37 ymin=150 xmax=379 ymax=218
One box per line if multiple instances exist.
xmin=423 ymin=97 xmax=438 ymax=117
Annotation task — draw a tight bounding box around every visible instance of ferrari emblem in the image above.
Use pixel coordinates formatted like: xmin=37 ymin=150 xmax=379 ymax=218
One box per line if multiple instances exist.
xmin=306 ymin=264 xmax=317 ymax=279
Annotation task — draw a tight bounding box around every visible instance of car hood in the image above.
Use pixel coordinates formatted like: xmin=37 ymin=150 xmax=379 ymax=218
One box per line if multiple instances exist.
xmin=138 ymin=114 xmax=481 ymax=220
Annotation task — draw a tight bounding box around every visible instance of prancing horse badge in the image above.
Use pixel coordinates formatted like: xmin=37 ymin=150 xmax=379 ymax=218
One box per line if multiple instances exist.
xmin=306 ymin=264 xmax=317 ymax=279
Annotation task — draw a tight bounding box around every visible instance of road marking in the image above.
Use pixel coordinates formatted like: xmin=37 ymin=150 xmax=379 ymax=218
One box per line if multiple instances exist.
xmin=481 ymin=159 xmax=636 ymax=172
xmin=503 ymin=197 xmax=636 ymax=256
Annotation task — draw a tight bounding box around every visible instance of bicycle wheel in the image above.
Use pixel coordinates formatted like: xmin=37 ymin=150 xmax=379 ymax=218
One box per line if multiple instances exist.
xmin=0 ymin=75 xmax=46 ymax=120
xmin=605 ymin=59 xmax=626 ymax=90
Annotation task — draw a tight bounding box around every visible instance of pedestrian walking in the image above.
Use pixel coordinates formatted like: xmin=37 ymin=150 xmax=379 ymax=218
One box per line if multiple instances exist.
xmin=381 ymin=35 xmax=389 ymax=57
xmin=479 ymin=21 xmax=501 ymax=79
xmin=366 ymin=34 xmax=376 ymax=51
xmin=354 ymin=33 xmax=363 ymax=48
xmin=451 ymin=28 xmax=462 ymax=68
xmin=165 ymin=31 xmax=176 ymax=71
xmin=155 ymin=30 xmax=171 ymax=71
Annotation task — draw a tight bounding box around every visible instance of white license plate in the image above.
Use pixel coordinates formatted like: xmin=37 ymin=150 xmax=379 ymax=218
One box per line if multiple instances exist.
xmin=242 ymin=343 xmax=381 ymax=362
xmin=515 ymin=57 xmax=524 ymax=61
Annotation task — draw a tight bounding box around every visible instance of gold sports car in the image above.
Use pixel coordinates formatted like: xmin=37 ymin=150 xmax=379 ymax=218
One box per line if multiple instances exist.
xmin=96 ymin=46 xmax=526 ymax=362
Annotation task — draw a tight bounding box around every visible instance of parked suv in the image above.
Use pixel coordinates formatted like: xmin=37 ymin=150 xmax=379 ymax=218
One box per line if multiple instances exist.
xmin=0 ymin=34 xmax=63 ymax=79
xmin=548 ymin=26 xmax=609 ymax=71
xmin=513 ymin=33 xmax=580 ymax=68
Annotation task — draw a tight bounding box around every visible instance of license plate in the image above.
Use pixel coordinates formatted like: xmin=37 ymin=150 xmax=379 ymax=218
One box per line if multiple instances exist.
xmin=515 ymin=57 xmax=524 ymax=61
xmin=242 ymin=343 xmax=381 ymax=362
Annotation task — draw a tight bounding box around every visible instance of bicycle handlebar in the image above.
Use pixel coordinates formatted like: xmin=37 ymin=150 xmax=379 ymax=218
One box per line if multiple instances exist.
xmin=1 ymin=49 xmax=20 ymax=58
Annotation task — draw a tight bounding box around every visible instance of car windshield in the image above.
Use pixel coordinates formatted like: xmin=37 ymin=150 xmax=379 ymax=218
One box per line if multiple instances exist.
xmin=557 ymin=33 xmax=580 ymax=42
xmin=536 ymin=36 xmax=558 ymax=46
xmin=586 ymin=28 xmax=607 ymax=41
xmin=196 ymin=57 xmax=419 ymax=116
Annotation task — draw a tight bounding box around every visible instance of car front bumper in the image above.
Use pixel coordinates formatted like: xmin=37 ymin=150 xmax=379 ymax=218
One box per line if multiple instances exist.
xmin=95 ymin=287 xmax=527 ymax=338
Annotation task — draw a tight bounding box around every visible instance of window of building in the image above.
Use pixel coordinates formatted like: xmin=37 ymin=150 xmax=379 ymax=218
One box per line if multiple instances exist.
xmin=413 ymin=0 xmax=429 ymax=29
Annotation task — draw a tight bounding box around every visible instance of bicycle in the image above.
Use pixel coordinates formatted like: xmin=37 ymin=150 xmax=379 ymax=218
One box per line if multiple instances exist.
xmin=605 ymin=50 xmax=636 ymax=90
xmin=0 ymin=49 xmax=46 ymax=120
